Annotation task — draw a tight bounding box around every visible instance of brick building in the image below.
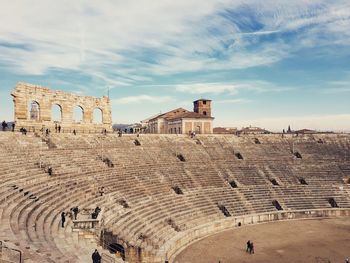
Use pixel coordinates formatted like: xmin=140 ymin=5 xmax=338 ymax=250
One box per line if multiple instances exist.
xmin=147 ymin=99 xmax=214 ymax=134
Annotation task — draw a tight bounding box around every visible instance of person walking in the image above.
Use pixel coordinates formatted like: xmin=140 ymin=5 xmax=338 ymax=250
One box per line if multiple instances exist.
xmin=249 ymin=242 xmax=255 ymax=254
xmin=246 ymin=240 xmax=251 ymax=252
xmin=92 ymin=249 xmax=101 ymax=263
xmin=61 ymin=212 xmax=66 ymax=228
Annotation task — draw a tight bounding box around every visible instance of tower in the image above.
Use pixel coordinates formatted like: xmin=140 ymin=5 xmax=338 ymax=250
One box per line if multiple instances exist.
xmin=193 ymin=99 xmax=212 ymax=117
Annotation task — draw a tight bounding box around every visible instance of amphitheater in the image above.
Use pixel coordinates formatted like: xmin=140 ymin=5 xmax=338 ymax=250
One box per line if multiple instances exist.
xmin=1 ymin=130 xmax=350 ymax=263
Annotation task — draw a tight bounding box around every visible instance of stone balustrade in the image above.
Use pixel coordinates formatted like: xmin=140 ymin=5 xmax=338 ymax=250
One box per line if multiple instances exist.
xmin=72 ymin=208 xmax=104 ymax=231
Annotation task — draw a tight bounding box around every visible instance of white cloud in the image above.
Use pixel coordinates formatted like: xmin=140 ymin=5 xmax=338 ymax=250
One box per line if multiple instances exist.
xmin=175 ymin=81 xmax=292 ymax=94
xmin=0 ymin=0 xmax=349 ymax=81
xmin=113 ymin=95 xmax=173 ymax=104
xmin=175 ymin=83 xmax=239 ymax=94
xmin=216 ymin=98 xmax=252 ymax=104
xmin=320 ymin=80 xmax=350 ymax=94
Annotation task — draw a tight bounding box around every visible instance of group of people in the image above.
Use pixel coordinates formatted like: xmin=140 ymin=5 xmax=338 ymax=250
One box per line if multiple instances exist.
xmin=19 ymin=127 xmax=27 ymax=135
xmin=2 ymin=121 xmax=15 ymax=132
xmin=246 ymin=240 xmax=255 ymax=254
xmin=189 ymin=131 xmax=196 ymax=138
xmin=60 ymin=207 xmax=80 ymax=227
xmin=54 ymin=123 xmax=62 ymax=133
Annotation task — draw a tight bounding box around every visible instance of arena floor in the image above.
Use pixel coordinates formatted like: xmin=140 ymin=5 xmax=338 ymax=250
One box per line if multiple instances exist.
xmin=174 ymin=218 xmax=350 ymax=263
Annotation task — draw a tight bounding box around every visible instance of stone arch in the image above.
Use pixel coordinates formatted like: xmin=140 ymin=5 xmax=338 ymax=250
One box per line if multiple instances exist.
xmin=12 ymin=82 xmax=112 ymax=132
xmin=108 ymin=243 xmax=125 ymax=260
xmin=93 ymin=108 xmax=103 ymax=124
xmin=28 ymin=100 xmax=40 ymax=121
xmin=51 ymin=104 xmax=62 ymax=122
xmin=73 ymin=105 xmax=84 ymax=123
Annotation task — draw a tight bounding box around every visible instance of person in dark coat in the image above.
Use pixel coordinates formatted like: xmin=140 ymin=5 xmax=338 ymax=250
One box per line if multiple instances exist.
xmin=61 ymin=212 xmax=66 ymax=228
xmin=2 ymin=121 xmax=7 ymax=131
xmin=12 ymin=122 xmax=15 ymax=132
xmin=72 ymin=207 xmax=79 ymax=220
xmin=249 ymin=242 xmax=255 ymax=254
xmin=92 ymin=249 xmax=101 ymax=263
xmin=246 ymin=240 xmax=251 ymax=252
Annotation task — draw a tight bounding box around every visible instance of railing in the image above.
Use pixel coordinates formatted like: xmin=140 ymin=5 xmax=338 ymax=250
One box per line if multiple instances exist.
xmin=0 ymin=241 xmax=22 ymax=263
xmin=72 ymin=208 xmax=104 ymax=230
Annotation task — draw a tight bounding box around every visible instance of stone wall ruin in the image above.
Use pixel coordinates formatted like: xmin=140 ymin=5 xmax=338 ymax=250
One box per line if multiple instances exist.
xmin=11 ymin=82 xmax=112 ymax=132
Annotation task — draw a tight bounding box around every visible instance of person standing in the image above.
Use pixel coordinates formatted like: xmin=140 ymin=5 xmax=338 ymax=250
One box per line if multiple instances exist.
xmin=12 ymin=122 xmax=15 ymax=132
xmin=249 ymin=242 xmax=254 ymax=254
xmin=2 ymin=121 xmax=7 ymax=131
xmin=61 ymin=212 xmax=66 ymax=228
xmin=246 ymin=240 xmax=251 ymax=252
xmin=99 ymin=187 xmax=105 ymax=196
xmin=72 ymin=207 xmax=79 ymax=220
xmin=92 ymin=249 xmax=101 ymax=263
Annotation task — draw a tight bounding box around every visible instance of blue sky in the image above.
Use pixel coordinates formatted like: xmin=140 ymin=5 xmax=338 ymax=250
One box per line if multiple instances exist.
xmin=0 ymin=0 xmax=350 ymax=131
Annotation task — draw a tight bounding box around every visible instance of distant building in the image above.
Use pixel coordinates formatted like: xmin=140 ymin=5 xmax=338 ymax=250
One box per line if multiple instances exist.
xmin=113 ymin=123 xmax=145 ymax=134
xmin=213 ymin=127 xmax=238 ymax=134
xmin=295 ymin=129 xmax=317 ymax=134
xmin=238 ymin=126 xmax=270 ymax=135
xmin=147 ymin=99 xmax=214 ymax=134
xmin=140 ymin=113 xmax=164 ymax=133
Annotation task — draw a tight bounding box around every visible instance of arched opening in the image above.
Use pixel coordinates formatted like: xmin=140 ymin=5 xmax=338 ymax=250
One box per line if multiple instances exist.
xmin=229 ymin=180 xmax=238 ymax=188
xmin=294 ymin=152 xmax=302 ymax=159
xmin=176 ymin=154 xmax=186 ymax=162
xmin=269 ymin=178 xmax=279 ymax=186
xmin=93 ymin=108 xmax=103 ymax=124
xmin=272 ymin=200 xmax=283 ymax=210
xmin=203 ymin=111 xmax=207 ymax=116
xmin=51 ymin=104 xmax=62 ymax=122
xmin=328 ymin=198 xmax=339 ymax=208
xmin=217 ymin=203 xmax=231 ymax=217
xmin=108 ymin=243 xmax=125 ymax=260
xmin=299 ymin=177 xmax=308 ymax=185
xmin=172 ymin=186 xmax=183 ymax=195
xmin=28 ymin=101 xmax=40 ymax=121
xmin=235 ymin=152 xmax=244 ymax=160
xmin=73 ymin=105 xmax=84 ymax=123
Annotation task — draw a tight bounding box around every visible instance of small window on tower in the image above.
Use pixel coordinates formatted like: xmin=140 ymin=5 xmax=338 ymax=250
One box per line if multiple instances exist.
xmin=203 ymin=100 xmax=207 ymax=104
xmin=203 ymin=111 xmax=207 ymax=115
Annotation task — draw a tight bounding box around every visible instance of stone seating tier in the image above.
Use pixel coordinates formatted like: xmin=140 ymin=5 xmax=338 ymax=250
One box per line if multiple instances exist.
xmin=0 ymin=132 xmax=349 ymax=263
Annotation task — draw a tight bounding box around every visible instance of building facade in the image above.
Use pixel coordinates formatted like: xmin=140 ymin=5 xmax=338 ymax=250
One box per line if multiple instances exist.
xmin=147 ymin=99 xmax=214 ymax=134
